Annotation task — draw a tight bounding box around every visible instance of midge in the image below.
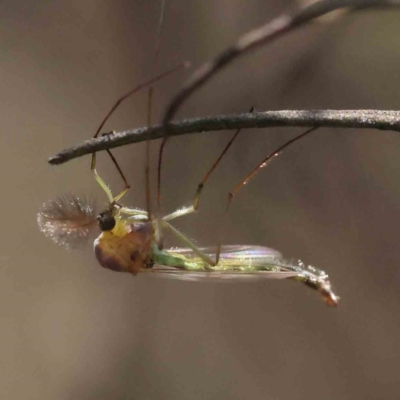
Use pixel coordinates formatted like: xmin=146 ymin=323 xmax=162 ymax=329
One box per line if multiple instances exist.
xmin=37 ymin=1 xmax=338 ymax=307
xmin=38 ymin=105 xmax=339 ymax=306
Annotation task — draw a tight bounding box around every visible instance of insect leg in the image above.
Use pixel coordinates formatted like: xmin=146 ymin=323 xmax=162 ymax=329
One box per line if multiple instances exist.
xmin=214 ymin=126 xmax=318 ymax=263
xmin=162 ymin=107 xmax=255 ymax=222
xmin=227 ymin=126 xmax=317 ymax=202
xmin=90 ymin=63 xmax=187 ymax=203
xmin=119 ymin=207 xmax=148 ymax=217
xmin=164 ymin=126 xmax=317 ymax=267
xmin=91 ymin=152 xmax=113 ymax=203
xmin=145 ymin=0 xmax=168 ymax=253
xmin=161 ymin=220 xmax=217 ymax=267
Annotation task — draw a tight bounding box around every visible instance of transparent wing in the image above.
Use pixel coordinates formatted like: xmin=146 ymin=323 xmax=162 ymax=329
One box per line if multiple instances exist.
xmin=170 ymin=245 xmax=282 ymax=265
xmin=143 ymin=245 xmax=339 ymax=307
xmin=142 ymin=245 xmax=298 ymax=281
xmin=141 ymin=266 xmax=298 ymax=281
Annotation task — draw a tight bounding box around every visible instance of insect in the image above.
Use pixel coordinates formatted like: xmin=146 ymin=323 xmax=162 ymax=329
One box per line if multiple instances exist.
xmin=37 ymin=2 xmax=339 ymax=307
xmin=38 ymin=118 xmax=339 ymax=307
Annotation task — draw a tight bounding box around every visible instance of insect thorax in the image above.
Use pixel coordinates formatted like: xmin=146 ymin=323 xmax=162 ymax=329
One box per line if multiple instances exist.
xmin=94 ymin=220 xmax=152 ymax=274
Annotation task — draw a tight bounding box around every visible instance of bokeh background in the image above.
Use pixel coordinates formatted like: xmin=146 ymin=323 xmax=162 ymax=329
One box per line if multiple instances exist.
xmin=1 ymin=1 xmax=400 ymax=399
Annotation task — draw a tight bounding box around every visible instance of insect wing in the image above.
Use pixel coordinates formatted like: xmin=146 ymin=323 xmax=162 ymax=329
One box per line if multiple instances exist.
xmin=170 ymin=245 xmax=282 ymax=264
xmin=142 ymin=266 xmax=298 ymax=281
xmin=142 ymin=245 xmax=298 ymax=281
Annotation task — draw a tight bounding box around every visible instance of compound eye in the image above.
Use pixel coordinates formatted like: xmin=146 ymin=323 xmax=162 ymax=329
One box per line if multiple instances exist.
xmin=97 ymin=211 xmax=116 ymax=231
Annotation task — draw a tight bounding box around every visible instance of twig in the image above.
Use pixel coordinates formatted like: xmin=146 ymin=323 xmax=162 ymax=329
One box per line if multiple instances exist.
xmin=49 ymin=109 xmax=400 ymax=165
xmin=49 ymin=0 xmax=400 ymax=166
xmin=161 ymin=0 xmax=400 ymax=129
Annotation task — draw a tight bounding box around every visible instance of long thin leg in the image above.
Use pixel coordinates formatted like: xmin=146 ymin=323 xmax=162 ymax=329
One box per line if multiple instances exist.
xmin=146 ymin=0 xmax=168 ymax=253
xmin=214 ymin=126 xmax=319 ymax=264
xmin=119 ymin=207 xmax=148 ymax=217
xmin=94 ymin=65 xmax=187 ymax=140
xmin=91 ymin=63 xmax=187 ymax=203
xmin=157 ymin=136 xmax=169 ymax=208
xmin=154 ymin=0 xmax=166 ymax=64
xmin=162 ymin=107 xmax=254 ymax=222
xmin=91 ymin=152 xmax=113 ymax=203
xmin=90 ymin=136 xmax=130 ymax=204
xmin=167 ymin=126 xmax=318 ymax=267
xmin=161 ymin=125 xmax=244 ymax=221
xmin=162 ymin=220 xmax=216 ymax=267
xmin=228 ymin=126 xmax=317 ymax=202
xmin=192 ymin=106 xmax=255 ymax=210
xmin=161 ymin=123 xmax=242 ymax=221
xmin=145 ymin=0 xmax=166 ymax=221
xmin=145 ymin=88 xmax=154 ymax=221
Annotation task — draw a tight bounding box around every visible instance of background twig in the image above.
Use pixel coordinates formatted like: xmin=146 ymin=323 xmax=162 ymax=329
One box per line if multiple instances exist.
xmin=49 ymin=0 xmax=400 ymax=166
xmin=162 ymin=0 xmax=400 ymax=129
xmin=49 ymin=109 xmax=400 ymax=165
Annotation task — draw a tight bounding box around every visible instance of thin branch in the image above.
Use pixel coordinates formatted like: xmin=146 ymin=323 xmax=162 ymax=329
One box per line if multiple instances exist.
xmin=161 ymin=0 xmax=400 ymax=130
xmin=49 ymin=109 xmax=400 ymax=165
xmin=48 ymin=0 xmax=400 ymax=166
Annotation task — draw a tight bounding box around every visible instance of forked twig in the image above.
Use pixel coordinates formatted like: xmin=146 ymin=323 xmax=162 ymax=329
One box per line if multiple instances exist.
xmin=48 ymin=0 xmax=400 ymax=166
xmin=161 ymin=0 xmax=400 ymax=129
xmin=49 ymin=109 xmax=400 ymax=165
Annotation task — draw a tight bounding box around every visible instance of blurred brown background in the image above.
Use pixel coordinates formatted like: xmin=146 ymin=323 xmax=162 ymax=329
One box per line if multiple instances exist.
xmin=1 ymin=1 xmax=400 ymax=399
